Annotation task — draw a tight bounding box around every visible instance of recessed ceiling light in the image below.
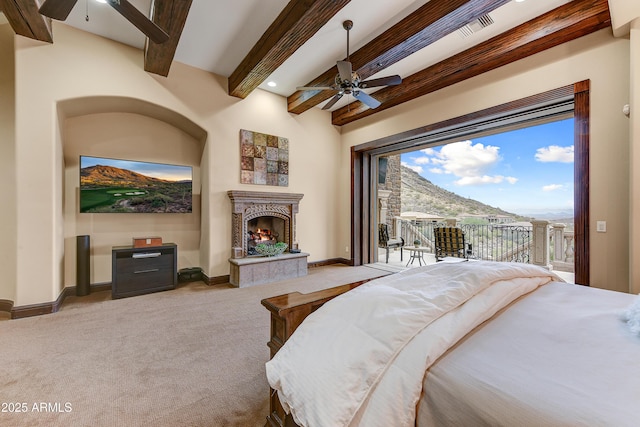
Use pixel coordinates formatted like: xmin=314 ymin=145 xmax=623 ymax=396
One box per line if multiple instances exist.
xmin=95 ymin=0 xmax=107 ymax=3
xmin=267 ymin=81 xmax=277 ymax=87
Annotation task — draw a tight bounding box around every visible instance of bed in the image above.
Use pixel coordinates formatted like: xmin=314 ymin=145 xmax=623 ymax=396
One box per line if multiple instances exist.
xmin=261 ymin=261 xmax=640 ymax=427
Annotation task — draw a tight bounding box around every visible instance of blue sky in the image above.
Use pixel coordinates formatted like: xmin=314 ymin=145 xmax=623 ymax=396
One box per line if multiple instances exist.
xmin=81 ymin=156 xmax=192 ymax=182
xmin=400 ymin=118 xmax=574 ymax=215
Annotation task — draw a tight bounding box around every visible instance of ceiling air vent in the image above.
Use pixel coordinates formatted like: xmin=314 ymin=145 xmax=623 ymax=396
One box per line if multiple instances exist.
xmin=458 ymin=14 xmax=494 ymax=38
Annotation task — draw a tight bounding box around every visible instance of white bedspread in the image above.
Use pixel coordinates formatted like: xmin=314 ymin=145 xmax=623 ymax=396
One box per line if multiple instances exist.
xmin=418 ymin=282 xmax=640 ymax=426
xmin=265 ymin=261 xmax=561 ymax=427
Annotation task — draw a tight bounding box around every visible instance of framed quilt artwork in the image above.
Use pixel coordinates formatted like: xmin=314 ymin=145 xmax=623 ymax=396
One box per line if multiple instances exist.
xmin=240 ymin=129 xmax=289 ymax=186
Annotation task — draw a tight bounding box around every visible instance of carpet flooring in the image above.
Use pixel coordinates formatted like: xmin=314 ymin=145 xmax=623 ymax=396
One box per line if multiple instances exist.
xmin=0 ymin=265 xmax=389 ymax=427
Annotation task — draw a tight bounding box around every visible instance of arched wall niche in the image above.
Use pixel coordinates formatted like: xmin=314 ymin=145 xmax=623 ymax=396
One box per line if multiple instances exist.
xmin=58 ymin=95 xmax=210 ymax=288
xmin=57 ymin=95 xmax=208 ymax=148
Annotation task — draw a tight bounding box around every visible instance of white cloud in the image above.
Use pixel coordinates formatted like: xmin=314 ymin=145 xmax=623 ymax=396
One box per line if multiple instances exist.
xmin=535 ymin=145 xmax=574 ymax=163
xmin=420 ymin=140 xmax=515 ymax=186
xmin=431 ymin=141 xmax=500 ymax=177
xmin=406 ymin=140 xmax=521 ymax=187
xmin=543 ymin=184 xmax=564 ymax=192
xmin=455 ymin=175 xmax=518 ymax=186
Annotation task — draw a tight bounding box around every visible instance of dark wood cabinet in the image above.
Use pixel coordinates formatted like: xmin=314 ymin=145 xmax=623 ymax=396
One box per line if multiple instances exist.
xmin=112 ymin=244 xmax=177 ymax=299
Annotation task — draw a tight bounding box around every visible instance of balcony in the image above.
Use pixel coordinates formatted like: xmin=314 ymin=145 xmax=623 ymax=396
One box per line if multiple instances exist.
xmin=375 ymin=218 xmax=574 ymax=283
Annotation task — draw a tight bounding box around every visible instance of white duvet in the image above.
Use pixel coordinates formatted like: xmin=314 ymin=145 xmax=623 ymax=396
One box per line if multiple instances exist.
xmin=265 ymin=261 xmax=562 ymax=427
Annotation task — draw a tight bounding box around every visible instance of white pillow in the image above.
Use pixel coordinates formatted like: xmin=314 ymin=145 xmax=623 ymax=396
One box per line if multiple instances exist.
xmin=621 ymin=294 xmax=640 ymax=335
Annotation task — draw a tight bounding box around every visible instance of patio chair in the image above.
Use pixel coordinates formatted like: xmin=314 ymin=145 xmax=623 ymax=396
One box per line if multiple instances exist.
xmin=434 ymin=226 xmax=469 ymax=261
xmin=378 ymin=223 xmax=404 ymax=263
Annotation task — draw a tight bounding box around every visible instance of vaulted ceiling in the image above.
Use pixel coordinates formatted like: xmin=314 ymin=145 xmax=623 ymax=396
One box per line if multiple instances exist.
xmin=0 ymin=0 xmax=611 ymax=126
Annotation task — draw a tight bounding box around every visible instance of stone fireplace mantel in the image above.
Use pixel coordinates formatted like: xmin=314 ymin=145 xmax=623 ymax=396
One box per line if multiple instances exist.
xmin=227 ymin=190 xmax=307 ymax=287
xmin=228 ymin=190 xmax=304 ymax=258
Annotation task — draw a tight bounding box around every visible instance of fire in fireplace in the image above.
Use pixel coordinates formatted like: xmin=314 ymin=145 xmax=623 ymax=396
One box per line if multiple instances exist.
xmin=247 ymin=216 xmax=285 ymax=255
xmin=251 ymin=228 xmax=276 ymax=242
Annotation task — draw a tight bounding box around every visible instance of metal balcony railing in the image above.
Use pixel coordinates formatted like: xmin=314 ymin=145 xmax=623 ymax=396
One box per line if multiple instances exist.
xmin=394 ymin=217 xmax=574 ymax=271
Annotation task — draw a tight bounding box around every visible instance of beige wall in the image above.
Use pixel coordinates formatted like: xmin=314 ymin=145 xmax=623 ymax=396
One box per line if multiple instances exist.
xmin=0 ymin=22 xmax=16 ymax=303
xmin=608 ymin=0 xmax=640 ymax=36
xmin=340 ymin=29 xmax=632 ymax=293
xmin=11 ymin=23 xmax=341 ymax=306
xmin=629 ymin=19 xmax=640 ymax=294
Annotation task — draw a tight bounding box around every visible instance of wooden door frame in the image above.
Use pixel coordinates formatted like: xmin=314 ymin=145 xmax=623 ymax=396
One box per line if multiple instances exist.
xmin=351 ymin=81 xmax=590 ymax=285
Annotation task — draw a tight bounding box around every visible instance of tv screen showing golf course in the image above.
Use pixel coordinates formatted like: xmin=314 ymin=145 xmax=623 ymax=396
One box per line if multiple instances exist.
xmin=80 ymin=156 xmax=192 ymax=213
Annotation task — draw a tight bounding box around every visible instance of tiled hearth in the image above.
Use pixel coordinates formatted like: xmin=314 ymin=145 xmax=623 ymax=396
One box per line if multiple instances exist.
xmin=227 ymin=190 xmax=308 ymax=287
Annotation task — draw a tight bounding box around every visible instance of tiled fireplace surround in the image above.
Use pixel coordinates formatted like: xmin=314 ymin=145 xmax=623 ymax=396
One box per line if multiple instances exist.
xmin=227 ymin=190 xmax=308 ymax=287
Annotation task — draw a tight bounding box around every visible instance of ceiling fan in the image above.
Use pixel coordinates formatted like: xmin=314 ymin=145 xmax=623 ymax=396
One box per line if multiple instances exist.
xmin=39 ymin=0 xmax=169 ymax=44
xmin=297 ymin=20 xmax=402 ymax=110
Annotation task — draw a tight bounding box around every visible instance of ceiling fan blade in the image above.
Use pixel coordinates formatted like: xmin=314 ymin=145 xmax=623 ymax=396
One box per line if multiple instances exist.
xmin=360 ymin=75 xmax=402 ymax=89
xmin=322 ymin=93 xmax=344 ymax=110
xmin=296 ymin=86 xmax=335 ymax=91
xmin=353 ymin=91 xmax=381 ymax=109
xmin=106 ymin=0 xmax=169 ymax=44
xmin=336 ymin=60 xmax=352 ymax=82
xmin=39 ymin=0 xmax=79 ymax=20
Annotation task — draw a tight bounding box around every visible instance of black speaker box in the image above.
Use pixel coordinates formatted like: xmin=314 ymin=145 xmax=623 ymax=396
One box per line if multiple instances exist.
xmin=76 ymin=235 xmax=90 ymax=296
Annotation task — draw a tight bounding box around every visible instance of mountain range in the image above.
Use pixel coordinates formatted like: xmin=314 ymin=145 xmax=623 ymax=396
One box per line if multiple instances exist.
xmin=80 ymin=165 xmax=173 ymax=187
xmin=400 ymin=165 xmax=524 ymax=220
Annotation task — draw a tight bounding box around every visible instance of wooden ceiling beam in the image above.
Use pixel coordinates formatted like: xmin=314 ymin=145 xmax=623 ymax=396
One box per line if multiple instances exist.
xmin=228 ymin=0 xmax=350 ymax=99
xmin=287 ymin=0 xmax=510 ymax=115
xmin=0 ymin=0 xmax=53 ymax=43
xmin=331 ymin=0 xmax=611 ymax=126
xmin=144 ymin=0 xmax=192 ymax=77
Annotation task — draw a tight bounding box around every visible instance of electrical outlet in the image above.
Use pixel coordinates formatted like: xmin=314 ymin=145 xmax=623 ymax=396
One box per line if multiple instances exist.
xmin=345 ymin=246 xmax=349 ymax=253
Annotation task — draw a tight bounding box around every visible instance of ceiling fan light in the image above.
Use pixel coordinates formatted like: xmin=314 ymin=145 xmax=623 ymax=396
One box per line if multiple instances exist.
xmin=298 ymin=19 xmax=401 ymax=112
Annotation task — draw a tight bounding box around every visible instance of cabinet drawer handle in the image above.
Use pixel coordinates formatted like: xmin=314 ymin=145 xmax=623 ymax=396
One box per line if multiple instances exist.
xmin=134 ymin=268 xmax=160 ymax=274
xmin=132 ymin=252 xmax=161 ymax=259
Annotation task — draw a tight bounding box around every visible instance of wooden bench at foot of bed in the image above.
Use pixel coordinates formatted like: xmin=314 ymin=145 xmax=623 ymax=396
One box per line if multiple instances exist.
xmin=261 ymin=277 xmax=381 ymax=427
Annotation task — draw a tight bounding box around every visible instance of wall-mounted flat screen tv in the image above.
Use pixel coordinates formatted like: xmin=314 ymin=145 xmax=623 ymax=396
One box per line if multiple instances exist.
xmin=80 ymin=156 xmax=193 ymax=213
